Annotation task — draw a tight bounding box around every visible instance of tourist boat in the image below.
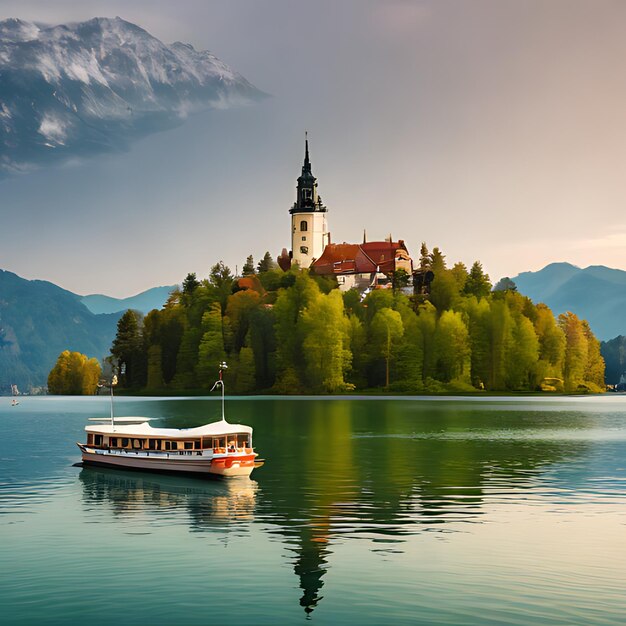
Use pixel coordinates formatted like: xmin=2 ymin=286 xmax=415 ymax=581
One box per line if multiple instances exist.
xmin=77 ymin=365 xmax=262 ymax=478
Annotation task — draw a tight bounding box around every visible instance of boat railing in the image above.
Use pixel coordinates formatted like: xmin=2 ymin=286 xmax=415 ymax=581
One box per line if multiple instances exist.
xmin=84 ymin=444 xmax=254 ymax=456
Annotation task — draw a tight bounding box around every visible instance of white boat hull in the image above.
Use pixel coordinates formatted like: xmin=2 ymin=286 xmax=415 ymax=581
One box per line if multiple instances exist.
xmin=78 ymin=445 xmax=256 ymax=478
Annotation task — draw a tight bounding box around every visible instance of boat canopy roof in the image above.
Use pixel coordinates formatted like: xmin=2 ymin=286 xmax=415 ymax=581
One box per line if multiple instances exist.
xmin=85 ymin=419 xmax=252 ymax=437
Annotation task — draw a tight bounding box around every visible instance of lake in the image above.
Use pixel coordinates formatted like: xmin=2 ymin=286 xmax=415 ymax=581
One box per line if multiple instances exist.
xmin=1 ymin=395 xmax=626 ymax=625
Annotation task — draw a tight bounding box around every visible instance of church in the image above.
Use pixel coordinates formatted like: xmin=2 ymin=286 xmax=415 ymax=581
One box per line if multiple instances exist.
xmin=278 ymin=136 xmax=416 ymax=292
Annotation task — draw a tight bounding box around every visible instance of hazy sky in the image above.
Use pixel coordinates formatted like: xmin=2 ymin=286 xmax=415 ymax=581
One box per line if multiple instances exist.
xmin=1 ymin=0 xmax=625 ymax=297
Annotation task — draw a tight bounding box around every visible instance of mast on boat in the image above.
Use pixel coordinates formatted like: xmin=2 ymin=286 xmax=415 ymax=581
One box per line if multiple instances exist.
xmin=210 ymin=362 xmax=228 ymax=422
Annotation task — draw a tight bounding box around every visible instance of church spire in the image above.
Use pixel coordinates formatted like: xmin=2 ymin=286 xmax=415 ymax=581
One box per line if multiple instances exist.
xmin=303 ymin=131 xmax=311 ymax=175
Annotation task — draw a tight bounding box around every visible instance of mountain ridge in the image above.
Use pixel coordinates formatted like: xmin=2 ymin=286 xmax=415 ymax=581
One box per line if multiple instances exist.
xmin=0 ymin=16 xmax=265 ymax=176
xmin=0 ymin=269 xmax=120 ymax=392
xmin=511 ymin=263 xmax=626 ymax=340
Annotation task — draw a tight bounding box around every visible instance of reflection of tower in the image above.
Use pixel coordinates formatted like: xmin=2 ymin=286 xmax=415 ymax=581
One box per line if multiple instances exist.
xmin=293 ymin=518 xmax=331 ymax=614
xmin=290 ymin=134 xmax=329 ymax=268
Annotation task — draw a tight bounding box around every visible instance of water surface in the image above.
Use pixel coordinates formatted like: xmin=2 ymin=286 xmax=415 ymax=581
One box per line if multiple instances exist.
xmin=1 ymin=395 xmax=625 ymax=625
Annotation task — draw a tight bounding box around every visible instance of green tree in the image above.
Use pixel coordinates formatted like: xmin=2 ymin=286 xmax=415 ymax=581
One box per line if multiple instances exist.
xmin=370 ymin=307 xmax=404 ymax=388
xmin=242 ymin=255 xmax=255 ymax=276
xmin=273 ymin=273 xmax=319 ymax=391
xmin=110 ymin=310 xmax=145 ymax=388
xmin=234 ymin=346 xmax=256 ymax=393
xmin=301 ymin=289 xmax=352 ymax=392
xmin=209 ymin=261 xmax=234 ymax=313
xmin=558 ymin=312 xmax=588 ymax=392
xmin=434 ymin=310 xmax=471 ymax=383
xmin=395 ymin=313 xmax=424 ymax=391
xmin=182 ymin=272 xmax=200 ymax=296
xmin=196 ymin=303 xmax=226 ymax=387
xmin=48 ymin=351 xmax=101 ymax=395
xmin=226 ymin=289 xmax=262 ymax=352
xmin=493 ymin=277 xmax=517 ymax=292
xmin=582 ymin=320 xmax=605 ymax=392
xmin=419 ymin=242 xmax=431 ymax=270
xmin=505 ymin=315 xmax=539 ymax=389
xmin=146 ymin=344 xmax=164 ymax=390
xmin=257 ymin=251 xmax=276 ymax=273
xmin=464 ymin=261 xmax=492 ymax=299
xmin=172 ymin=326 xmax=202 ymax=389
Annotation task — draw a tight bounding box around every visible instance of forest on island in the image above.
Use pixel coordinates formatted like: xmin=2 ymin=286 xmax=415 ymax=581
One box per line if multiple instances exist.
xmin=105 ymin=246 xmax=605 ymax=395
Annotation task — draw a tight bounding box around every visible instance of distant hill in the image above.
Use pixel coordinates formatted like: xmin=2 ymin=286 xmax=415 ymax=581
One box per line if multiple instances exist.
xmin=511 ymin=263 xmax=626 ymax=340
xmin=81 ymin=285 xmax=177 ymax=315
xmin=0 ymin=269 xmax=120 ymax=392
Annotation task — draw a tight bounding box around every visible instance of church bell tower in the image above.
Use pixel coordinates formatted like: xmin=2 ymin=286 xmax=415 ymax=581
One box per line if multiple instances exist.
xmin=289 ymin=134 xmax=328 ymax=268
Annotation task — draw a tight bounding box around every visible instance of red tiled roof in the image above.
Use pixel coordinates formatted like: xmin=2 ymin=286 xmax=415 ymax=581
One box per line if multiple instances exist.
xmin=310 ymin=244 xmax=375 ymax=275
xmin=311 ymin=241 xmax=410 ymax=276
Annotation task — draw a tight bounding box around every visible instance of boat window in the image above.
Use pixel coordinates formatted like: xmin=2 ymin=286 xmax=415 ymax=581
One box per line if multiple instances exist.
xmin=164 ymin=441 xmax=171 ymax=451
xmin=171 ymin=441 xmax=178 ymax=451
xmin=184 ymin=442 xmax=193 ymax=450
xmin=201 ymin=438 xmax=212 ymax=449
xmin=213 ymin=437 xmax=226 ymax=450
xmin=238 ymin=435 xmax=249 ymax=448
xmin=87 ymin=434 xmax=94 ymax=445
xmin=94 ymin=434 xmax=103 ymax=446
xmin=133 ymin=439 xmax=142 ymax=449
xmin=122 ymin=438 xmax=130 ymax=448
xmin=193 ymin=440 xmax=201 ymax=450
xmin=110 ymin=437 xmax=118 ymax=448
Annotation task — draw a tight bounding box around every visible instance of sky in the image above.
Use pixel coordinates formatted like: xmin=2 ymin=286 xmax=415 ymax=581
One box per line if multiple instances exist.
xmin=1 ymin=0 xmax=625 ymax=297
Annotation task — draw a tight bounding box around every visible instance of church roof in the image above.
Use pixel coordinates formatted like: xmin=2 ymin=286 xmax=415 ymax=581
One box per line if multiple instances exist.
xmin=311 ymin=240 xmax=410 ymax=275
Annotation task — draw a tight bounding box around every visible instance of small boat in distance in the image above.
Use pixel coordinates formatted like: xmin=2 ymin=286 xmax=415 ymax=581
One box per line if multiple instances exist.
xmin=77 ymin=364 xmax=262 ymax=478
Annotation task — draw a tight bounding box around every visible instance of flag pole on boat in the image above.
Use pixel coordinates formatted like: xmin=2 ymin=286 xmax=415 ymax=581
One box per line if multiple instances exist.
xmin=210 ymin=362 xmax=228 ymax=422
xmin=110 ymin=374 xmax=118 ymax=426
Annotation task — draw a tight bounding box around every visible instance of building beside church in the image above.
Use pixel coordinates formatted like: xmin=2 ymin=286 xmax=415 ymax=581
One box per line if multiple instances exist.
xmin=279 ymin=136 xmax=419 ymax=292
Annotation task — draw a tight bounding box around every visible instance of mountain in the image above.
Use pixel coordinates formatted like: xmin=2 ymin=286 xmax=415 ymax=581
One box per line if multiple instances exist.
xmin=0 ymin=269 xmax=120 ymax=392
xmin=0 ymin=16 xmax=265 ymax=176
xmin=81 ymin=285 xmax=177 ymax=314
xmin=511 ymin=263 xmax=626 ymax=340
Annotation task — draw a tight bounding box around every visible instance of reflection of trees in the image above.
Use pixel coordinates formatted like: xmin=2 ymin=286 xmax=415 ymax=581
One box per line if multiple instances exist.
xmin=79 ymin=467 xmax=257 ymax=531
xmin=255 ymin=400 xmax=591 ymax=615
xmin=93 ymin=398 xmax=592 ymax=616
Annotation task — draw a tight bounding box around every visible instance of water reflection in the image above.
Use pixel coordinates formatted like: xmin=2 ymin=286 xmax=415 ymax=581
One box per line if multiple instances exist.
xmin=249 ymin=400 xmax=593 ymax=614
xmin=79 ymin=399 xmax=600 ymax=616
xmin=79 ymin=467 xmax=257 ymax=531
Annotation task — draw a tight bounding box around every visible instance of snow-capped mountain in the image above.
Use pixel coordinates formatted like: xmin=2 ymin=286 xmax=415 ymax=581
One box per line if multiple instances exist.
xmin=0 ymin=17 xmax=264 ymax=175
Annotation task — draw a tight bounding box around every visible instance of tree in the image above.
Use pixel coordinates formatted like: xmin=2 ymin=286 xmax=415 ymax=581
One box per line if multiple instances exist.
xmin=534 ymin=303 xmax=565 ymax=382
xmin=235 ymin=346 xmax=256 ymax=393
xmin=257 ymin=251 xmax=276 ymax=273
xmin=419 ymin=242 xmax=431 ymax=270
xmin=226 ymin=289 xmax=262 ymax=352
xmin=146 ymin=345 xmax=164 ymax=390
xmin=392 ymin=269 xmax=410 ymax=291
xmin=172 ymin=326 xmax=202 ymax=389
xmin=395 ymin=314 xmax=424 ymax=391
xmin=505 ymin=315 xmax=539 ymax=389
xmin=464 ymin=261 xmax=492 ymax=299
xmin=301 ymin=289 xmax=352 ymax=392
xmin=110 ymin=310 xmax=145 ymax=388
xmin=434 ymin=310 xmax=471 ymax=383
xmin=182 ymin=272 xmax=200 ymax=296
xmin=48 ymin=351 xmax=101 ymax=395
xmin=493 ymin=277 xmax=517 ymax=292
xmin=242 ymin=255 xmax=255 ymax=276
xmin=582 ymin=320 xmax=605 ymax=392
xmin=196 ymin=303 xmax=226 ymax=387
xmin=370 ymin=307 xmax=404 ymax=388
xmin=558 ymin=312 xmax=588 ymax=392
xmin=273 ymin=273 xmax=319 ymax=391
xmin=209 ymin=261 xmax=234 ymax=313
